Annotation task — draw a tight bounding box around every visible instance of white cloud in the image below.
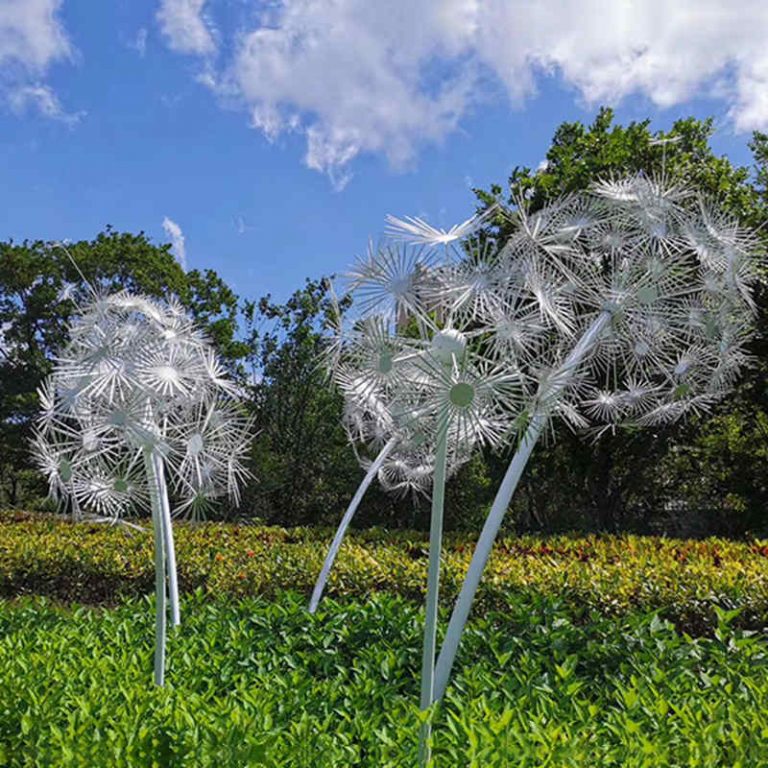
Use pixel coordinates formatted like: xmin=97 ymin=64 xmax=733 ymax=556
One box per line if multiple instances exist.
xmin=0 ymin=0 xmax=71 ymax=72
xmin=162 ymin=216 xmax=187 ymax=270
xmin=233 ymin=215 xmax=252 ymax=235
xmin=0 ymin=0 xmax=76 ymax=122
xmin=163 ymin=0 xmax=768 ymax=181
xmin=8 ymin=84 xmax=82 ymax=124
xmin=156 ymin=0 xmax=215 ymax=56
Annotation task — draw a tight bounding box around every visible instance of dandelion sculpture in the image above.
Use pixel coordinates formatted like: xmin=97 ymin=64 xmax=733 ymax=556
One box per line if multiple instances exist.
xmin=308 ymin=312 xmax=485 ymax=614
xmin=308 ymin=222 xmax=500 ymax=615
xmin=334 ymin=307 xmax=525 ymax=759
xmin=318 ymin=174 xmax=759 ymax=761
xmin=429 ymin=177 xmax=760 ymax=704
xmin=33 ymin=290 xmax=252 ymax=686
xmin=314 ymin=240 xmax=541 ymax=760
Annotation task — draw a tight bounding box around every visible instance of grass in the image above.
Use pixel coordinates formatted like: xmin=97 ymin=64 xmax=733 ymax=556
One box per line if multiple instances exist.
xmin=1 ymin=511 xmax=768 ymax=765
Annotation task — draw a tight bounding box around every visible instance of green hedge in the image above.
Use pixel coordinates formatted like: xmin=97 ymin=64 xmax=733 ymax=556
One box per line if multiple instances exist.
xmin=2 ymin=510 xmax=768 ymax=632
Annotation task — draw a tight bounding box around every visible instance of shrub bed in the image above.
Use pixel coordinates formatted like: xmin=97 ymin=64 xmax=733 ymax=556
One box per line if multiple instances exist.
xmin=2 ymin=511 xmax=768 ymax=633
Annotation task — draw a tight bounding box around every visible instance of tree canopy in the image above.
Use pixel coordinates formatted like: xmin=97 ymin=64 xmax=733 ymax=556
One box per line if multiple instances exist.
xmin=1 ymin=108 xmax=766 ymax=534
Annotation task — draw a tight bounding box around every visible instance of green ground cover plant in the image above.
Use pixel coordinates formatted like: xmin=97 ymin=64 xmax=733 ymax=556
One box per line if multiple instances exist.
xmin=1 ymin=592 xmax=767 ymax=766
xmin=2 ymin=514 xmax=768 ymax=765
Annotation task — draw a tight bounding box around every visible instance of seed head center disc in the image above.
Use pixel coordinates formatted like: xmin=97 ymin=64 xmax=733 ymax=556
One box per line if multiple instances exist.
xmin=58 ymin=458 xmax=73 ymax=482
xmin=378 ymin=351 xmax=393 ymax=374
xmin=188 ymin=433 xmax=205 ymax=455
xmin=113 ymin=478 xmax=129 ymax=493
xmin=449 ymin=382 xmax=475 ymax=408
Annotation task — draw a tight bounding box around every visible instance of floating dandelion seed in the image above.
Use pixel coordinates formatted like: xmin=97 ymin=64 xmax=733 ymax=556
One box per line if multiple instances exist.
xmin=384 ymin=206 xmax=496 ymax=247
xmin=33 ymin=290 xmax=253 ymax=686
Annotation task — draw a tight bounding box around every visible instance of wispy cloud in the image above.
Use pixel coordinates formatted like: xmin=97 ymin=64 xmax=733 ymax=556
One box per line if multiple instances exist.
xmin=8 ymin=84 xmax=83 ymax=125
xmin=129 ymin=28 xmax=148 ymax=58
xmin=0 ymin=0 xmax=72 ymax=71
xmin=233 ymin=215 xmax=252 ymax=235
xmin=162 ymin=216 xmax=187 ymax=270
xmin=156 ymin=0 xmax=216 ymax=56
xmin=159 ymin=0 xmax=768 ymax=183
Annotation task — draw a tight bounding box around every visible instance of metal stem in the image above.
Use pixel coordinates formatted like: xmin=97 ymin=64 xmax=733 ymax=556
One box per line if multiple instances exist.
xmin=432 ymin=311 xmax=611 ymax=702
xmin=144 ymin=449 xmax=168 ymax=687
xmin=418 ymin=419 xmax=449 ymax=765
xmin=153 ymin=451 xmax=180 ymax=627
xmin=309 ymin=436 xmax=398 ymax=613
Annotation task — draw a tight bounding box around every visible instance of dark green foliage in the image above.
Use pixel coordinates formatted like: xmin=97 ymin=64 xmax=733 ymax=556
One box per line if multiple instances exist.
xmin=4 ymin=513 xmax=768 ymax=635
xmin=1 ymin=592 xmax=767 ymax=766
xmin=240 ymin=279 xmax=425 ymax=527
xmin=240 ymin=279 xmax=363 ymax=525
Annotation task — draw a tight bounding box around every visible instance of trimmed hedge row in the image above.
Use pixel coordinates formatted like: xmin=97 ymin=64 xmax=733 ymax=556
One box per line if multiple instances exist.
xmin=2 ymin=510 xmax=768 ymax=632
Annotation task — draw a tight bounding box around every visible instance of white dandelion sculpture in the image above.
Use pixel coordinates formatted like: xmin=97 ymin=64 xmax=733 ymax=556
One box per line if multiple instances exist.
xmin=312 ymin=236 xmax=532 ymax=761
xmin=318 ymin=175 xmax=760 ymax=760
xmin=308 ymin=310 xmax=484 ymax=614
xmin=308 ymin=220 xmax=503 ymax=615
xmin=33 ymin=290 xmax=252 ymax=686
xmin=395 ymin=177 xmax=760 ymax=706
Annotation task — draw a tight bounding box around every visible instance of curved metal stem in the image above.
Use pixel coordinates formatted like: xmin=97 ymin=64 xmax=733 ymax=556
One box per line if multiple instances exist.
xmin=432 ymin=311 xmax=611 ymax=702
xmin=309 ymin=436 xmax=398 ymax=613
xmin=153 ymin=451 xmax=180 ymax=627
xmin=432 ymin=413 xmax=544 ymax=702
xmin=145 ymin=450 xmax=168 ymax=687
xmin=144 ymin=447 xmax=184 ymax=685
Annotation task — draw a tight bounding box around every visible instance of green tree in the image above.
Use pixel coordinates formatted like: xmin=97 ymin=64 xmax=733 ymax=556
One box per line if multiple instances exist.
xmin=241 ymin=278 xmax=364 ymax=525
xmin=0 ymin=227 xmax=246 ymax=507
xmin=474 ymin=108 xmax=768 ymax=534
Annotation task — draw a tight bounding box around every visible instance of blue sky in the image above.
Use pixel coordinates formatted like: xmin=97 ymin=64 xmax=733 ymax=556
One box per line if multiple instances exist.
xmin=1 ymin=1 xmax=766 ymax=303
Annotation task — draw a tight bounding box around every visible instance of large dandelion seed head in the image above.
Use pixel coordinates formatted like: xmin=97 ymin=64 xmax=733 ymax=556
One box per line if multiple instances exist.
xmin=33 ymin=290 xmax=253 ymax=521
xmin=514 ymin=176 xmax=760 ymax=432
xmin=334 ymin=257 xmax=528 ymax=483
xmin=334 ymin=174 xmax=760 ymax=471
